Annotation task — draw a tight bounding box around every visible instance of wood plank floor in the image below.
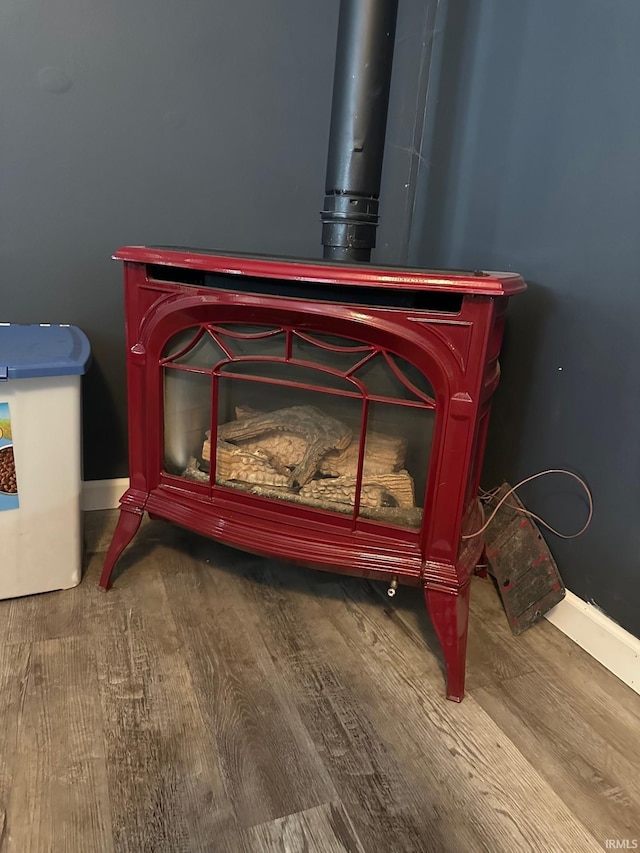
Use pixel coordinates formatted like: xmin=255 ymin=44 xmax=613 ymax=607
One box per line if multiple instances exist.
xmin=0 ymin=510 xmax=638 ymax=852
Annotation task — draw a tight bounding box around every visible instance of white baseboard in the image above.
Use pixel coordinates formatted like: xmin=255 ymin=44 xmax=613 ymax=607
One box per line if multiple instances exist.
xmin=545 ymin=591 xmax=639 ymax=696
xmin=80 ymin=478 xmax=640 ymax=695
xmin=81 ymin=478 xmax=129 ymax=511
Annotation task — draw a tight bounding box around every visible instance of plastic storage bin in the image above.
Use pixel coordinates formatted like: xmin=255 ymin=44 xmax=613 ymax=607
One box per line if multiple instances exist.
xmin=0 ymin=323 xmax=91 ymax=599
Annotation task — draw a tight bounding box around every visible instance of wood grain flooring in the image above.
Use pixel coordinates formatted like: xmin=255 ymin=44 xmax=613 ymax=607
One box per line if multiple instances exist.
xmin=0 ymin=510 xmax=638 ymax=852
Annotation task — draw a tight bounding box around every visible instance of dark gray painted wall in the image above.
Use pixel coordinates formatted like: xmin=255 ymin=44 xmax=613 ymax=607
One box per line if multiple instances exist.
xmin=412 ymin=0 xmax=640 ymax=637
xmin=0 ymin=0 xmax=338 ymax=479
xmin=1 ymin=0 xmax=438 ymax=480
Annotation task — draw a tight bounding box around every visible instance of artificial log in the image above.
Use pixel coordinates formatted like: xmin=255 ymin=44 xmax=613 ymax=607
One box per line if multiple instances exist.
xmin=204 ymin=430 xmax=307 ymax=469
xmin=184 ymin=457 xmax=423 ymax=528
xmin=202 ymin=428 xmax=405 ymax=478
xmin=237 ymin=405 xmax=407 ymax=476
xmin=204 ymin=402 xmax=406 ymax=479
xmin=219 ymin=479 xmax=423 ymax=527
xmin=216 ymin=405 xmax=352 ymax=487
xmin=215 ymin=441 xmax=289 ymax=487
xmin=197 ymin=404 xmax=416 ymax=519
xmin=300 ymin=479 xmax=392 ymax=509
xmin=319 ymin=432 xmax=407 ymax=477
xmin=299 ymin=470 xmax=415 ymax=509
xmin=204 ymin=407 xmax=305 ymax=465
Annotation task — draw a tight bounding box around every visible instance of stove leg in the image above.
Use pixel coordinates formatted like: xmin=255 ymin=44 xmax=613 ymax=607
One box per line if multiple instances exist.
xmin=424 ymin=583 xmax=471 ymax=702
xmin=98 ymin=506 xmax=144 ymax=591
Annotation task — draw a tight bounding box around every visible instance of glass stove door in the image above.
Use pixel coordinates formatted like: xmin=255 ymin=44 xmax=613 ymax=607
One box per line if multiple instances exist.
xmin=162 ymin=324 xmax=435 ymax=530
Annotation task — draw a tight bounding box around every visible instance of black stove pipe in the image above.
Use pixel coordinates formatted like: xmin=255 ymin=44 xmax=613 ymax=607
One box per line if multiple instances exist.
xmin=321 ymin=0 xmax=399 ymax=263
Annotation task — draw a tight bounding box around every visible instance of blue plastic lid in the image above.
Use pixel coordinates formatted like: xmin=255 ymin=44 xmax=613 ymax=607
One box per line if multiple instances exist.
xmin=0 ymin=324 xmax=91 ymax=380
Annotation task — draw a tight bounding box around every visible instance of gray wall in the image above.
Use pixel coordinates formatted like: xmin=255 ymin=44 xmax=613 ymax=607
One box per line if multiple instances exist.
xmin=412 ymin=0 xmax=640 ymax=637
xmin=1 ymin=0 xmax=437 ymax=480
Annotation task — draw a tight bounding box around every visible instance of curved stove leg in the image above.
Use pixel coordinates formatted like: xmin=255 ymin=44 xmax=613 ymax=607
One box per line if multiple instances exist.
xmin=424 ymin=582 xmax=471 ymax=702
xmin=98 ymin=506 xmax=144 ymax=591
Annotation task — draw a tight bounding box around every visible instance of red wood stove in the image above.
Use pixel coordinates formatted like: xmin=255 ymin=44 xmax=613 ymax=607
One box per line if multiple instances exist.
xmin=99 ymin=246 xmax=525 ymax=701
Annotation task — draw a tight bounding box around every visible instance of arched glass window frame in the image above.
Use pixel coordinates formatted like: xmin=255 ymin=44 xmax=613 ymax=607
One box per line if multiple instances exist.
xmin=161 ymin=323 xmax=436 ymax=410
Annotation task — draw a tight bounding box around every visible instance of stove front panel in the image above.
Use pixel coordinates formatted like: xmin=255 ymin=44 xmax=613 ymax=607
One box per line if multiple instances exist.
xmin=127 ymin=284 xmax=491 ymax=572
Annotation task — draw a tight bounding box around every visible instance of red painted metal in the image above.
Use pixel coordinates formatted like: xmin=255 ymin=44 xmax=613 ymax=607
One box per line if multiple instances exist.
xmin=100 ymin=247 xmax=525 ymax=701
xmin=113 ymin=246 xmax=527 ymax=297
